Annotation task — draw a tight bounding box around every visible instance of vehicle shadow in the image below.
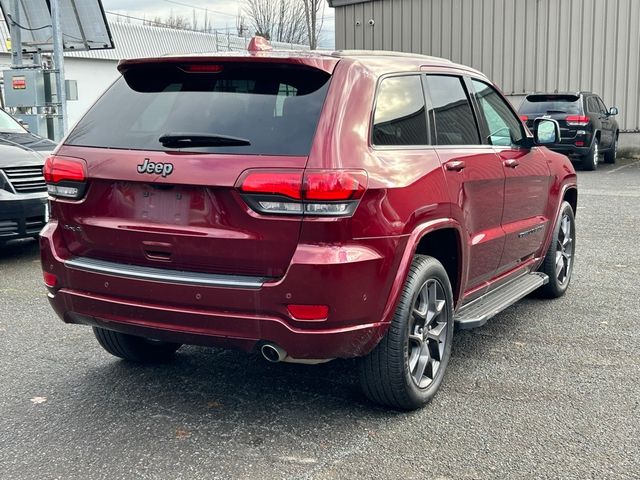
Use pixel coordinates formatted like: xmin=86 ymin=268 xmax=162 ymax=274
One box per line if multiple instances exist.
xmin=0 ymin=238 xmax=40 ymax=262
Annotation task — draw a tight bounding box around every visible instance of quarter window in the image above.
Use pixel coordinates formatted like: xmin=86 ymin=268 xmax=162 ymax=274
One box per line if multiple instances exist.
xmin=425 ymin=75 xmax=480 ymax=146
xmin=471 ymin=79 xmax=524 ymax=147
xmin=372 ymin=76 xmax=428 ymax=146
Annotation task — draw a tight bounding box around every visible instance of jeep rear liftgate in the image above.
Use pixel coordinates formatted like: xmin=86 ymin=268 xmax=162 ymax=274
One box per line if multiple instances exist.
xmin=48 ymin=61 xmax=333 ymax=278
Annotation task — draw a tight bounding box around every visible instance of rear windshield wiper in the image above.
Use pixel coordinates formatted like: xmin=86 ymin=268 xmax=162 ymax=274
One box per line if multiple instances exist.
xmin=159 ymin=132 xmax=251 ymax=148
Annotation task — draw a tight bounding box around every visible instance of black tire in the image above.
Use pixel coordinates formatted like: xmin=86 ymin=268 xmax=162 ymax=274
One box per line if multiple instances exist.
xmin=358 ymin=255 xmax=454 ymax=410
xmin=581 ymin=138 xmax=599 ymax=171
xmin=93 ymin=327 xmax=181 ymax=363
xmin=537 ymin=201 xmax=576 ymax=299
xmin=603 ymin=134 xmax=618 ymax=164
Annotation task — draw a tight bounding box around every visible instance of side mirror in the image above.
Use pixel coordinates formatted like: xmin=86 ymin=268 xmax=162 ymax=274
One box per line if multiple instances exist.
xmin=533 ymin=118 xmax=560 ymax=145
xmin=609 ymin=107 xmax=618 ymax=116
xmin=18 ymin=120 xmax=30 ymax=131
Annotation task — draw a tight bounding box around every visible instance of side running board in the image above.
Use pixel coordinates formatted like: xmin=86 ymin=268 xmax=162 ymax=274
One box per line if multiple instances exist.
xmin=454 ymin=272 xmax=549 ymax=330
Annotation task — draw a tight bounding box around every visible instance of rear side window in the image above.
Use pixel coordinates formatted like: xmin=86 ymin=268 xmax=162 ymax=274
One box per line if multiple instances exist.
xmin=425 ymin=75 xmax=480 ymax=146
xmin=65 ymin=63 xmax=331 ymax=156
xmin=372 ymin=76 xmax=428 ymax=146
xmin=519 ymin=95 xmax=582 ymax=115
xmin=586 ymin=97 xmax=599 ymax=113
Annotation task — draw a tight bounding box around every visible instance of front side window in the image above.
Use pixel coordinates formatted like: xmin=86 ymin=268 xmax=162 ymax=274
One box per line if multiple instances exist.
xmin=596 ymin=97 xmax=608 ymax=115
xmin=0 ymin=109 xmax=25 ymax=133
xmin=471 ymin=79 xmax=524 ymax=147
xmin=372 ymin=75 xmax=428 ymax=146
xmin=425 ymin=75 xmax=480 ymax=146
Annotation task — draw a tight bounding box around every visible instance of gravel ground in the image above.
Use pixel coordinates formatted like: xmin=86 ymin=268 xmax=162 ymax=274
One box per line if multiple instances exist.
xmin=0 ymin=157 xmax=638 ymax=480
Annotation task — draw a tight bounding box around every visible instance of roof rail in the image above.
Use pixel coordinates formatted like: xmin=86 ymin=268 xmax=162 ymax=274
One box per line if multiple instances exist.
xmin=331 ymin=49 xmax=453 ymax=62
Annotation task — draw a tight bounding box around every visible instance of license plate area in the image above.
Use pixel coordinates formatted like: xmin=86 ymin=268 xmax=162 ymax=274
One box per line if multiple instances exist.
xmin=133 ymin=184 xmax=194 ymax=225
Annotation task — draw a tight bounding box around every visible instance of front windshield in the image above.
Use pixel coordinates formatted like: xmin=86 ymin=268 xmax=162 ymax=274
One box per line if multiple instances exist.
xmin=0 ymin=109 xmax=26 ymax=133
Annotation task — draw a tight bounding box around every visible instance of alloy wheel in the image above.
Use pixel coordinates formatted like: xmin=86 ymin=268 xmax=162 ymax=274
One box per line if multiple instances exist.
xmin=592 ymin=142 xmax=599 ymax=168
xmin=408 ymin=279 xmax=449 ymax=389
xmin=555 ymin=213 xmax=574 ymax=285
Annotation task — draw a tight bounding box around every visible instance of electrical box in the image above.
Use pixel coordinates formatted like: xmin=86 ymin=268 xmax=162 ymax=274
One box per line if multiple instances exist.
xmin=65 ymin=80 xmax=78 ymax=101
xmin=2 ymin=69 xmax=47 ymax=108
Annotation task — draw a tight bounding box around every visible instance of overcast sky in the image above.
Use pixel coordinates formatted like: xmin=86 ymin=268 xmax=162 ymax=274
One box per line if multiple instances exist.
xmin=101 ymin=0 xmax=336 ymax=48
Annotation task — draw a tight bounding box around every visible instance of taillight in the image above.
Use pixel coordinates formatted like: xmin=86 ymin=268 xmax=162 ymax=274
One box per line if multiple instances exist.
xmin=237 ymin=169 xmax=368 ymax=217
xmin=519 ymin=115 xmax=528 ymax=122
xmin=44 ymin=155 xmax=87 ymax=199
xmin=565 ymin=115 xmax=590 ymax=126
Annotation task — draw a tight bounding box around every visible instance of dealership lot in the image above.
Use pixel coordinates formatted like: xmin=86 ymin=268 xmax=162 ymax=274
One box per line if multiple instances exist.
xmin=0 ymin=158 xmax=638 ymax=479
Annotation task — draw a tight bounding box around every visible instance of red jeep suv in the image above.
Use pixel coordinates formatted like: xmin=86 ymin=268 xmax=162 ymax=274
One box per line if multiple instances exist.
xmin=40 ymin=41 xmax=577 ymax=410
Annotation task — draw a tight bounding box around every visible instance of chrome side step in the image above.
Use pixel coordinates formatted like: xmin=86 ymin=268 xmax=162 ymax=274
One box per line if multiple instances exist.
xmin=65 ymin=257 xmax=270 ymax=289
xmin=454 ymin=272 xmax=549 ymax=330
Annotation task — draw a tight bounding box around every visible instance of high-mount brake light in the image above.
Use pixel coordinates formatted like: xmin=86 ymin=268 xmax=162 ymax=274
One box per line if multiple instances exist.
xmin=182 ymin=64 xmax=224 ymax=73
xmin=237 ymin=169 xmax=368 ymax=217
xmin=565 ymin=115 xmax=590 ymax=126
xmin=44 ymin=155 xmax=87 ymax=199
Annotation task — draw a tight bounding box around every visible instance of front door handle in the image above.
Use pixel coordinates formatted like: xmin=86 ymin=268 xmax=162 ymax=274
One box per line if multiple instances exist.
xmin=503 ymin=159 xmax=520 ymax=168
xmin=445 ymin=160 xmax=466 ymax=172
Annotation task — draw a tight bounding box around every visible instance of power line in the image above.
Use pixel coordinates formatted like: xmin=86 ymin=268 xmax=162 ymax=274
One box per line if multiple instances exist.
xmin=105 ymin=11 xmax=237 ymax=32
xmin=159 ymin=0 xmax=236 ymax=18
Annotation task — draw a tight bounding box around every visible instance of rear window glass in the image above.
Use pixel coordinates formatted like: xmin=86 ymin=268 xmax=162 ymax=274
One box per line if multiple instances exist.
xmin=66 ymin=63 xmax=331 ymax=156
xmin=519 ymin=95 xmax=581 ymax=115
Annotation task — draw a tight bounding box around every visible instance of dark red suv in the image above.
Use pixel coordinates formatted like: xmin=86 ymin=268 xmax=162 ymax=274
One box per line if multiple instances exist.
xmin=40 ymin=40 xmax=577 ymax=410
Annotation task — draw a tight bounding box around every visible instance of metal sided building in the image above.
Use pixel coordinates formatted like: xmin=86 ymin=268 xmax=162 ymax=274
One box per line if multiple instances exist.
xmin=329 ymin=0 xmax=640 ymax=149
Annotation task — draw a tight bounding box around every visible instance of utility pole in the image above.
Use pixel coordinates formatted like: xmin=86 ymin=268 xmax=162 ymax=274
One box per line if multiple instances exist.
xmin=10 ymin=0 xmax=23 ymax=67
xmin=50 ymin=0 xmax=68 ymax=136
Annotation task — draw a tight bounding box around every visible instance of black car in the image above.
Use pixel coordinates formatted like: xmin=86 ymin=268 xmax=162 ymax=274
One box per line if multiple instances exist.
xmin=0 ymin=108 xmax=56 ymax=244
xmin=518 ymin=92 xmax=619 ymax=171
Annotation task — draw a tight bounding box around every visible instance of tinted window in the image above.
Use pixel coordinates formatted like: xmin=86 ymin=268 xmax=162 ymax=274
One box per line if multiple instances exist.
xmin=425 ymin=75 xmax=480 ymax=146
xmin=596 ymin=97 xmax=608 ymax=114
xmin=372 ymin=76 xmax=428 ymax=146
xmin=586 ymin=97 xmax=599 ymax=113
xmin=472 ymin=79 xmax=523 ymax=147
xmin=66 ymin=64 xmax=330 ymax=155
xmin=519 ymin=95 xmax=581 ymax=115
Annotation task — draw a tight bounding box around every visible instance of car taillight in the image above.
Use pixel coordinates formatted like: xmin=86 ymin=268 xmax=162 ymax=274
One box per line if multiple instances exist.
xmin=565 ymin=115 xmax=590 ymax=126
xmin=44 ymin=155 xmax=87 ymax=199
xmin=519 ymin=115 xmax=528 ymax=122
xmin=237 ymin=169 xmax=368 ymax=217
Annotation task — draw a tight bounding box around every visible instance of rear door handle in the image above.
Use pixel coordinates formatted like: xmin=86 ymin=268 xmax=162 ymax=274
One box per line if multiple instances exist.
xmin=503 ymin=159 xmax=520 ymax=168
xmin=445 ymin=161 xmax=466 ymax=172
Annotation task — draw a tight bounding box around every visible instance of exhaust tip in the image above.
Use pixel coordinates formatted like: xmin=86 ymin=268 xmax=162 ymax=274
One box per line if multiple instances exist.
xmin=261 ymin=343 xmax=286 ymax=363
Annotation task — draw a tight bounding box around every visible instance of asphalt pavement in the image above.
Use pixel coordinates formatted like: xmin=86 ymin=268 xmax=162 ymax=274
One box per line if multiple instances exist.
xmin=1 ymin=157 xmax=639 ymax=480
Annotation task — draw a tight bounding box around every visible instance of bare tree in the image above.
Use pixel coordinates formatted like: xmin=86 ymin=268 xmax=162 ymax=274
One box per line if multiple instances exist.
xmin=301 ymin=0 xmax=325 ymax=49
xmin=243 ymin=0 xmax=307 ymax=44
xmin=146 ymin=11 xmax=192 ymax=31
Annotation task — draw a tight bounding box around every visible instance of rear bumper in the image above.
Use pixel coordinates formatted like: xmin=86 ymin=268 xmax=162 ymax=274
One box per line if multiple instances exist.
xmin=0 ymin=192 xmax=47 ymax=242
xmin=41 ymin=220 xmax=406 ymax=359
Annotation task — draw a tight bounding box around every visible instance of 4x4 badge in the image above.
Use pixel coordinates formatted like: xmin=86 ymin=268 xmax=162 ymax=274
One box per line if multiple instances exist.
xmin=137 ymin=158 xmax=174 ymax=178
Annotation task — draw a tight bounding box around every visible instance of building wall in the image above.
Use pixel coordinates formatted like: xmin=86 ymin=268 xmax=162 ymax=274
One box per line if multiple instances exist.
xmin=334 ymin=0 xmax=640 ymax=133
xmin=63 ymin=58 xmax=120 ymax=128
